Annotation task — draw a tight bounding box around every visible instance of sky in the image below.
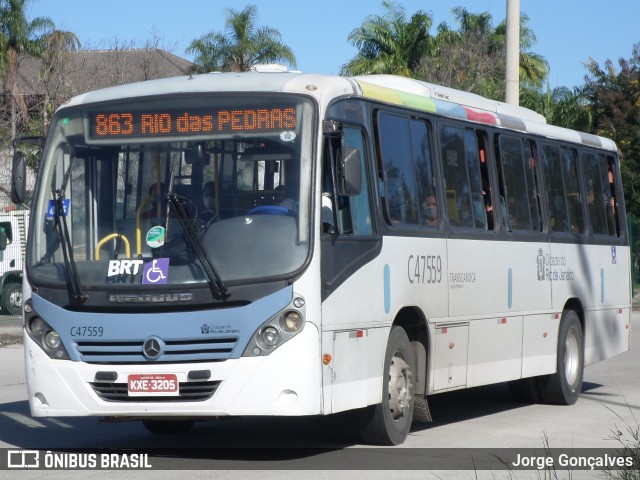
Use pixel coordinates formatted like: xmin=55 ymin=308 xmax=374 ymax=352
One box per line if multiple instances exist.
xmin=31 ymin=0 xmax=640 ymax=90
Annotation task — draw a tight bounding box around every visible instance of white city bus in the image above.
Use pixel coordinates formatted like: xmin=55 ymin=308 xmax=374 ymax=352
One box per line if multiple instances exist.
xmin=12 ymin=71 xmax=630 ymax=445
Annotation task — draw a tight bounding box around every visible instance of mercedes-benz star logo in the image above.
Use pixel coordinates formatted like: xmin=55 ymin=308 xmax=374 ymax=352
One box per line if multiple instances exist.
xmin=143 ymin=337 xmax=162 ymax=360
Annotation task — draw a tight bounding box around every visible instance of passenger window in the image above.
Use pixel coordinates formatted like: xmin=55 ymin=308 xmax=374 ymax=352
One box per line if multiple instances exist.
xmin=411 ymin=120 xmax=439 ymax=228
xmin=440 ymin=125 xmax=489 ymax=229
xmin=376 ymin=113 xmax=438 ymax=228
xmin=542 ymin=144 xmax=584 ymax=234
xmin=583 ymin=152 xmax=619 ymax=236
xmin=497 ymin=135 xmax=542 ymax=232
xmin=377 ymin=113 xmax=419 ymax=225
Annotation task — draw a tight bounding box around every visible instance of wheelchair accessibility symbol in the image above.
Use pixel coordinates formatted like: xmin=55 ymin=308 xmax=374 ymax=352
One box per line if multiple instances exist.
xmin=142 ymin=258 xmax=170 ymax=285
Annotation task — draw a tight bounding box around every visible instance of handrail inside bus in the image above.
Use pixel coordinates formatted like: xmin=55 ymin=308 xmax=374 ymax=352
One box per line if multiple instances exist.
xmin=95 ymin=233 xmax=131 ymax=260
xmin=135 ymin=196 xmax=153 ymax=257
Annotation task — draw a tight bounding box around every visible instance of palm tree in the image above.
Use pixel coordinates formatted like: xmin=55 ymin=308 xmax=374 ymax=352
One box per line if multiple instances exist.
xmin=341 ymin=1 xmax=433 ymax=77
xmin=187 ymin=4 xmax=296 ymax=73
xmin=418 ymin=8 xmax=548 ymax=100
xmin=420 ymin=8 xmax=503 ymax=96
xmin=520 ymin=83 xmax=591 ymax=130
xmin=451 ymin=7 xmax=493 ymax=39
xmin=0 ymin=0 xmax=54 ymax=138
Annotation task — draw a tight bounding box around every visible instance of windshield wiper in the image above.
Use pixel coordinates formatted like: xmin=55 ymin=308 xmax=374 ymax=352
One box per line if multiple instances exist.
xmin=51 ymin=168 xmax=88 ymax=303
xmin=167 ymin=192 xmax=230 ymax=300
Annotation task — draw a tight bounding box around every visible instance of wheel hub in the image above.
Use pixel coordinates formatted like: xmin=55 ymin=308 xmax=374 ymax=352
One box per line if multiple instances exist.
xmin=10 ymin=290 xmax=22 ymax=308
xmin=388 ymin=354 xmax=412 ymax=420
xmin=565 ymin=329 xmax=580 ymax=386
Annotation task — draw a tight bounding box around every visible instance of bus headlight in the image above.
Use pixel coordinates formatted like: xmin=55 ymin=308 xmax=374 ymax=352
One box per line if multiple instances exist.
xmin=282 ymin=311 xmax=303 ymax=332
xmin=24 ymin=305 xmax=70 ymax=360
xmin=261 ymin=326 xmax=280 ymax=346
xmin=29 ymin=317 xmax=46 ymax=336
xmin=242 ymin=295 xmax=306 ymax=357
xmin=44 ymin=330 xmax=61 ymax=349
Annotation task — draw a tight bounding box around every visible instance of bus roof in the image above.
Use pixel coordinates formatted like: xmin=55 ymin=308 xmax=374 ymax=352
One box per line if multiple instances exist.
xmin=62 ymin=71 xmax=618 ymax=153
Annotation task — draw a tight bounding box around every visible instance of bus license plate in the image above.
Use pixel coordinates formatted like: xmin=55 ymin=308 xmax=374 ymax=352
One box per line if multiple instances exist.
xmin=128 ymin=374 xmax=179 ymax=396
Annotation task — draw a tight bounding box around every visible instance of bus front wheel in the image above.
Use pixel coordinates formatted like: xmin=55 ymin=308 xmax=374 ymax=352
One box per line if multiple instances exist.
xmin=539 ymin=310 xmax=584 ymax=405
xmin=359 ymin=326 xmax=414 ymax=445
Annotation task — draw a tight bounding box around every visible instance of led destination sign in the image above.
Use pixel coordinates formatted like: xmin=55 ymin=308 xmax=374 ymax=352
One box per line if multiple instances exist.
xmin=89 ymin=106 xmax=296 ymax=139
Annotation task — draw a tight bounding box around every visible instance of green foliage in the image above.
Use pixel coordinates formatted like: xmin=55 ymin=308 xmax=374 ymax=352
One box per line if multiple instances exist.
xmin=583 ymin=43 xmax=640 ymax=217
xmin=187 ymin=4 xmax=296 ymax=73
xmin=418 ymin=7 xmax=504 ymax=97
xmin=520 ymin=84 xmax=592 ymax=131
xmin=0 ymin=0 xmax=54 ymax=105
xmin=342 ymin=3 xmax=548 ymax=102
xmin=0 ymin=1 xmax=50 ymax=139
xmin=341 ymin=0 xmax=433 ymax=77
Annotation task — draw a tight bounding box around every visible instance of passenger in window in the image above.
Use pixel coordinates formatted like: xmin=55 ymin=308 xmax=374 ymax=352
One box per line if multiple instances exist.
xmin=141 ymin=183 xmax=167 ymax=220
xmin=422 ymin=195 xmax=439 ymax=227
xmin=607 ymin=164 xmax=616 ymax=209
xmin=480 ymin=171 xmax=492 ymax=229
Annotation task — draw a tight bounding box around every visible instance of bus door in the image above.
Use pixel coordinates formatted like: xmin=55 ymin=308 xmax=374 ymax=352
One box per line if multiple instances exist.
xmin=496 ymin=135 xmax=554 ymax=379
xmin=440 ymin=126 xmax=550 ymax=388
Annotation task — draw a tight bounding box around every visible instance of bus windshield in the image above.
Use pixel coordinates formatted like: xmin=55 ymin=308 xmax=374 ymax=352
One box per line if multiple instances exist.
xmin=28 ymin=94 xmax=314 ymax=295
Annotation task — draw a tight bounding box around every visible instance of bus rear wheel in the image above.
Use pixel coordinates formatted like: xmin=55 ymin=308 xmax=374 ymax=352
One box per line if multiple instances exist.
xmin=1 ymin=283 xmax=22 ymax=316
xmin=142 ymin=419 xmax=194 ymax=434
xmin=360 ymin=326 xmax=414 ymax=445
xmin=538 ymin=310 xmax=584 ymax=405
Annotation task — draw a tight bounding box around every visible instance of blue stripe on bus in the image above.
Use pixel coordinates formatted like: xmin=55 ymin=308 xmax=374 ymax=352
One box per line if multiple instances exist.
xmin=384 ymin=264 xmax=391 ymax=314
xmin=508 ymin=268 xmax=513 ymax=309
xmin=31 ymin=286 xmax=294 ymax=363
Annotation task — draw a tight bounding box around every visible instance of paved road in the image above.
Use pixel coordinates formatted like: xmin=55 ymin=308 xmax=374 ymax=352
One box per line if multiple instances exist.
xmin=0 ymin=315 xmax=639 ymax=479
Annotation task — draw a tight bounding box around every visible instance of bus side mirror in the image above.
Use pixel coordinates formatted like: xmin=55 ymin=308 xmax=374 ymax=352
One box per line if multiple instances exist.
xmin=338 ymin=147 xmax=362 ymax=196
xmin=11 ymin=151 xmax=26 ymax=205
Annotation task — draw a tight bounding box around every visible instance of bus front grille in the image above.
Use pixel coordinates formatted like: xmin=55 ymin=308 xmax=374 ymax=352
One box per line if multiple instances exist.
xmin=74 ymin=337 xmax=237 ymax=364
xmin=91 ymin=380 xmax=221 ymax=402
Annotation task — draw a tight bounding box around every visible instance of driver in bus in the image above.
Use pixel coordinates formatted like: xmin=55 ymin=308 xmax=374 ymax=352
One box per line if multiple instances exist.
xmin=141 ymin=183 xmax=167 ymax=221
xmin=274 ymin=185 xmax=297 ymax=211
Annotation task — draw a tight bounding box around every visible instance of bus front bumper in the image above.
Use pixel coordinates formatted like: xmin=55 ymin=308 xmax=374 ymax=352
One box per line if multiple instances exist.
xmin=23 ymin=324 xmax=321 ymax=418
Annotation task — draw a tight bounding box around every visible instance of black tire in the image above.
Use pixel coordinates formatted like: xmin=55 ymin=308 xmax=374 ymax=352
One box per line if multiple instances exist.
xmin=142 ymin=419 xmax=194 ymax=434
xmin=538 ymin=310 xmax=584 ymax=405
xmin=360 ymin=326 xmax=414 ymax=445
xmin=1 ymin=283 xmax=22 ymax=316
